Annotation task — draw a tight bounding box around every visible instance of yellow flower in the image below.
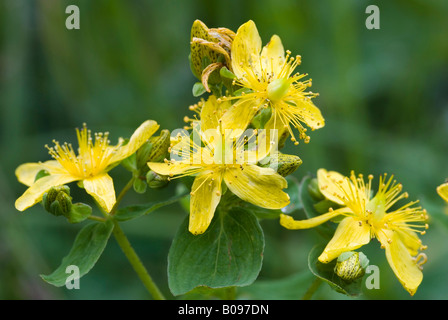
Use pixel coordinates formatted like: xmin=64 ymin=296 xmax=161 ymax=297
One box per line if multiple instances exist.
xmin=280 ymin=169 xmax=429 ymax=296
xmin=15 ymin=120 xmax=160 ymax=213
xmin=221 ymin=20 xmax=324 ymax=144
xmin=437 ymin=182 xmax=448 ymax=203
xmin=148 ymin=96 xmax=290 ymax=235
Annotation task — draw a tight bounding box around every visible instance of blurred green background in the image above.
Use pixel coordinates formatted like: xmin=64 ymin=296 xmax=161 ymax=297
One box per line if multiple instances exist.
xmin=1 ymin=0 xmax=447 ymax=300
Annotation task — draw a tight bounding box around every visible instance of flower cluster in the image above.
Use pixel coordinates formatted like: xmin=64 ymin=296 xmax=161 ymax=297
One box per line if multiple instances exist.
xmin=14 ymin=19 xmax=438 ymax=298
xmin=149 ymin=20 xmax=324 ymax=234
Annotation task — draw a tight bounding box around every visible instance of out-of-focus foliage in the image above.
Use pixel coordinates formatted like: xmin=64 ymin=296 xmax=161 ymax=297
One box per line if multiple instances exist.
xmin=1 ymin=0 xmax=447 ymax=299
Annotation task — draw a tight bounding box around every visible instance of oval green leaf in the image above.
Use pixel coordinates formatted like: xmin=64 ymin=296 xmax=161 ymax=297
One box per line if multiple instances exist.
xmin=114 ymin=192 xmax=188 ymax=222
xmin=168 ymin=207 xmax=264 ymax=296
xmin=299 ymin=175 xmax=336 ymax=239
xmin=40 ymin=220 xmax=114 ymax=287
xmin=308 ymin=244 xmax=364 ymax=297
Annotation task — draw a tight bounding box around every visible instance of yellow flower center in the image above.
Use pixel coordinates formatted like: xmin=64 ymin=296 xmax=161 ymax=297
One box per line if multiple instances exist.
xmin=334 ymin=172 xmax=429 ymax=243
xmin=365 ymin=194 xmax=386 ymax=226
xmin=46 ymin=124 xmax=119 ymax=179
xmin=267 ymin=78 xmax=290 ymax=102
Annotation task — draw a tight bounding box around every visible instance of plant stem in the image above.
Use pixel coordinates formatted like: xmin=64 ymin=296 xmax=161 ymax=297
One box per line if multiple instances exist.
xmin=87 ymin=215 xmax=107 ymax=222
xmin=112 ymin=220 xmax=166 ymax=300
xmin=110 ymin=177 xmax=135 ymax=216
xmin=105 ymin=176 xmax=165 ymax=300
xmin=302 ymin=277 xmax=322 ymax=300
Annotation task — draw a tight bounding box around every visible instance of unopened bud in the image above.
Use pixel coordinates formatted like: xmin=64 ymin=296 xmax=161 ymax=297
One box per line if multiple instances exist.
xmin=276 ymin=153 xmax=302 ymax=177
xmin=334 ymin=251 xmax=369 ymax=282
xmin=133 ymin=177 xmax=147 ymax=194
xmin=42 ymin=185 xmax=72 ymax=217
xmin=261 ymin=152 xmax=302 ymax=177
xmin=307 ymin=178 xmax=325 ymax=201
xmin=146 ymin=171 xmax=169 ymax=189
xmin=147 ymin=129 xmax=171 ymax=163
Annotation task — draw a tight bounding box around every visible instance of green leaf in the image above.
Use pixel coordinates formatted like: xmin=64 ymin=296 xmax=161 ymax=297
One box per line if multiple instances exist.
xmin=246 ymin=205 xmax=282 ymax=220
xmin=67 ymin=203 xmax=92 ymax=224
xmin=238 ymin=271 xmax=315 ymax=300
xmin=281 ymin=175 xmax=303 ymax=214
xmin=192 ymin=82 xmax=206 ymax=97
xmin=40 ymin=220 xmax=114 ymax=287
xmin=114 ymin=192 xmax=188 ymax=222
xmin=168 ymin=207 xmax=264 ymax=296
xmin=34 ymin=169 xmax=50 ymax=182
xmin=219 ymin=66 xmax=236 ymax=79
xmin=308 ymin=244 xmax=364 ymax=297
xmin=121 ymin=153 xmax=137 ymax=172
xmin=299 ymin=175 xmax=336 ymax=239
xmin=233 ymin=87 xmax=253 ymax=96
xmin=251 ymin=106 xmax=272 ymax=129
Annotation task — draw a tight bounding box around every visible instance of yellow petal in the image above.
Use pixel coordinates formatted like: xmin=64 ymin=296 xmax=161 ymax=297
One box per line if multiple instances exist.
xmin=286 ymin=97 xmax=325 ymax=130
xmin=110 ymin=120 xmax=160 ymax=163
xmin=260 ymin=35 xmax=285 ymax=76
xmin=15 ymin=174 xmax=77 ymax=211
xmin=224 ymin=165 xmax=289 ymax=209
xmin=219 ymin=98 xmax=261 ymax=135
xmin=396 ymin=229 xmax=423 ymax=257
xmin=377 ymin=229 xmax=423 ymax=296
xmin=437 ymin=182 xmax=448 ymax=203
xmin=280 ymin=207 xmax=348 ymax=230
xmin=317 ymin=169 xmax=350 ymax=205
xmin=189 ymin=171 xmax=223 ymax=235
xmin=318 ymin=216 xmax=371 ymax=263
xmin=15 ymin=160 xmax=62 ymax=186
xmin=254 ymin=110 xmax=288 ymax=161
xmin=83 ymin=174 xmax=116 ymax=213
xmin=231 ymin=20 xmax=262 ymax=79
xmin=200 ymin=95 xmax=231 ymax=132
xmin=148 ymin=162 xmax=202 ymax=177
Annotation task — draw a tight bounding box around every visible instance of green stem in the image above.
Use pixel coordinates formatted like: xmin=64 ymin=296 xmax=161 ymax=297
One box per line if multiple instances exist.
xmin=302 ymin=277 xmax=322 ymax=300
xmin=110 ymin=177 xmax=135 ymax=216
xmin=112 ymin=220 xmax=166 ymax=300
xmin=100 ymin=176 xmax=166 ymax=300
xmin=87 ymin=215 xmax=107 ymax=222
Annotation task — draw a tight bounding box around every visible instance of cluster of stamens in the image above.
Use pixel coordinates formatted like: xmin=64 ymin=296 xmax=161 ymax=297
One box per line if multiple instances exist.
xmin=45 ymin=124 xmax=117 ymax=178
xmin=321 ymin=171 xmax=429 ymax=268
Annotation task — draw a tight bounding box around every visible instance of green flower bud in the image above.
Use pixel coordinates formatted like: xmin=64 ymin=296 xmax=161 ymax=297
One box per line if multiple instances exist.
xmin=261 ymin=152 xmax=302 ymax=177
xmin=146 ymin=171 xmax=169 ymax=189
xmin=276 ymin=153 xmax=302 ymax=177
xmin=133 ymin=177 xmax=147 ymax=194
xmin=42 ymin=185 xmax=72 ymax=216
xmin=307 ymin=178 xmax=325 ymax=201
xmin=134 ymin=129 xmax=170 ymax=175
xmin=334 ymin=251 xmax=369 ymax=282
xmin=147 ymin=129 xmax=170 ymax=163
xmin=135 ymin=141 xmax=153 ymax=169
